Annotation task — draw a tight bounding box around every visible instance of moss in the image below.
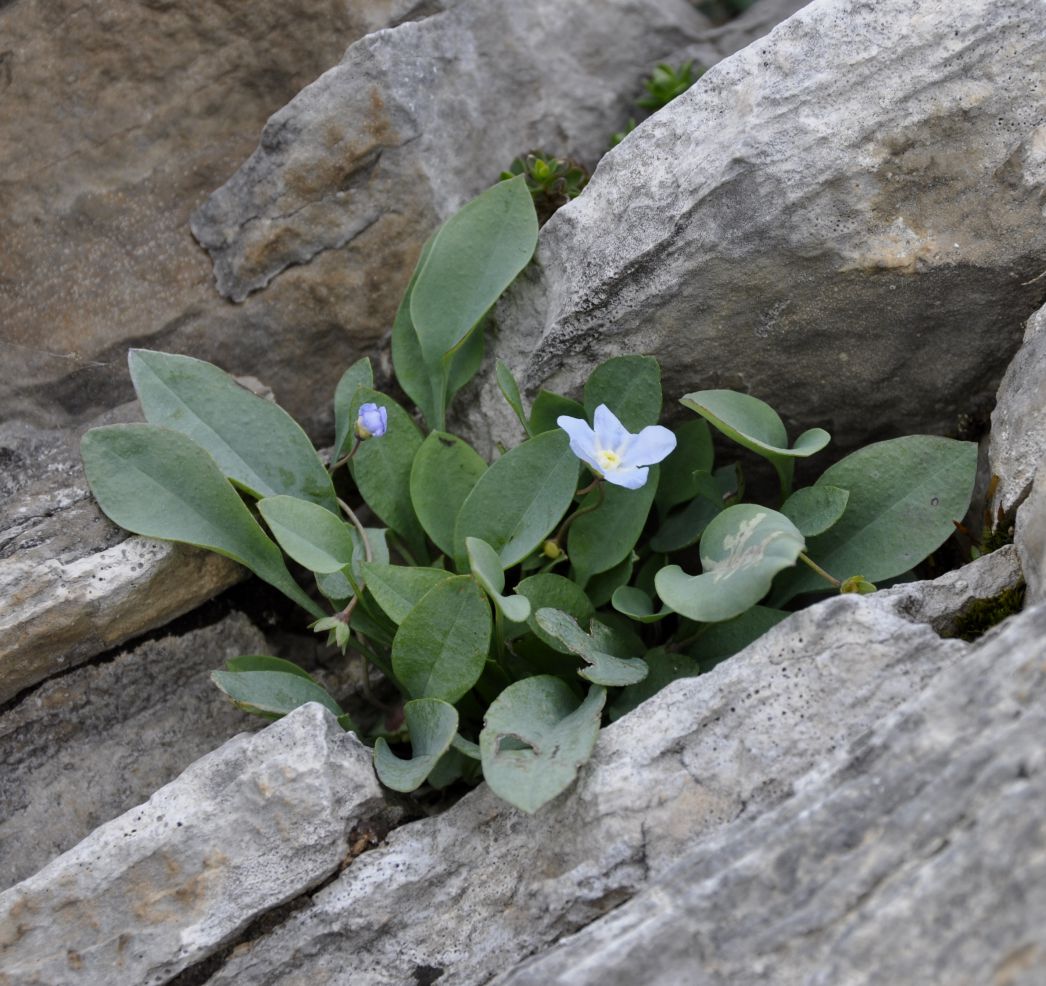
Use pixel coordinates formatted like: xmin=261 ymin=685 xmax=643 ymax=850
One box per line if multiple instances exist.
xmin=950 ymin=584 xmax=1026 ymax=642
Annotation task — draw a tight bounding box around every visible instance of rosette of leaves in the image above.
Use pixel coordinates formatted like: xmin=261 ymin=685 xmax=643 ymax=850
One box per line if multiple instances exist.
xmin=499 ymin=151 xmax=590 ymax=225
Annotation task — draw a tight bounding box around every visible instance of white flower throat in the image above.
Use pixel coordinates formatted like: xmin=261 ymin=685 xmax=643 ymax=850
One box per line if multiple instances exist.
xmin=596 ymin=448 xmax=622 ymax=472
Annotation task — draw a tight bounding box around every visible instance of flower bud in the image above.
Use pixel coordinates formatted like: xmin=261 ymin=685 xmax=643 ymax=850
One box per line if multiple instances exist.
xmin=355 ymin=402 xmax=388 ymax=439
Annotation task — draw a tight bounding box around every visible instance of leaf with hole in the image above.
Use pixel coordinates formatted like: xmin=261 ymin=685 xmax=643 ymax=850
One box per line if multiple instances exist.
xmin=81 ymin=423 xmax=323 ymax=618
xmin=128 ymin=349 xmax=337 ymax=512
xmin=480 ymin=676 xmax=606 ymax=813
xmin=655 ymin=504 xmax=804 ymax=622
xmin=373 ymin=698 xmax=459 ymax=792
xmin=534 ymin=608 xmax=648 ymax=686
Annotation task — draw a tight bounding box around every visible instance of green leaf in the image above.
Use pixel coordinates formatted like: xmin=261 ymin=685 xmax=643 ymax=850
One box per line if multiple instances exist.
xmin=496 ymin=359 xmax=531 ymax=436
xmin=513 ymin=573 xmax=595 ymax=649
xmin=225 ymin=655 xmax=314 ymax=679
xmin=780 ymin=485 xmax=850 ymax=537
xmin=315 ymin=527 xmax=388 ymax=603
xmin=583 ymin=356 xmax=662 ymax=430
xmin=411 ymin=175 xmax=538 ymax=367
xmin=649 ymin=488 xmax=721 ymax=553
xmin=529 ymin=390 xmax=585 ymax=435
xmin=584 ymin=553 xmax=636 ymax=608
xmin=332 ymin=357 xmax=374 ymax=460
xmin=680 ymin=389 xmax=830 ymax=495
xmin=480 ymin=676 xmax=606 ymax=814
xmin=258 ymin=495 xmax=357 ymax=574
xmin=773 ymin=436 xmax=978 ymax=601
xmin=687 ymin=605 xmax=789 ymax=670
xmin=211 ymin=669 xmax=343 ymax=719
xmin=608 ymin=647 xmax=701 ymax=721
xmin=347 ymin=387 xmax=426 ymax=555
xmin=81 ymin=424 xmax=323 ymax=618
xmin=567 ymin=467 xmax=658 ymax=582
xmin=655 ymin=504 xmax=805 ymax=622
xmin=361 ymin=563 xmax=453 ymax=625
xmin=454 ymin=429 xmax=579 ymax=569
xmin=466 ymin=537 xmax=532 ymax=623
xmin=534 ymin=609 xmax=648 ymax=686
xmin=611 ymin=586 xmax=672 ymax=623
xmin=392 ymin=576 xmax=492 ymax=702
xmin=426 ymin=747 xmax=482 ymax=789
xmin=373 ymin=698 xmax=459 ymax=792
xmin=655 ymin=419 xmax=714 ymax=515
xmin=128 ymin=349 xmax=337 ymax=512
xmin=410 ymin=432 xmax=487 ymax=560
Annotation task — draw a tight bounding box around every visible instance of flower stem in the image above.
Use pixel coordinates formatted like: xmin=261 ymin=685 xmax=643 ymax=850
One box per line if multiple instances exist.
xmin=337 ymin=497 xmax=373 ymax=564
xmin=553 ymin=479 xmax=605 ymax=547
xmin=798 ymin=551 xmax=841 ymax=588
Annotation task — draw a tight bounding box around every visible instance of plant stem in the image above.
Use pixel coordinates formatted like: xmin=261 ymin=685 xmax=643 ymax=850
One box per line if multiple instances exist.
xmin=337 ymin=497 xmax=373 ymax=563
xmin=331 ymin=438 xmax=361 ymax=472
xmin=553 ymin=479 xmax=606 ymax=547
xmin=798 ymin=551 xmax=841 ymax=588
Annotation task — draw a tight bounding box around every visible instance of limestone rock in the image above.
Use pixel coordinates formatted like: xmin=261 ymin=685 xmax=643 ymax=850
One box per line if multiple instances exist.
xmin=0 ymin=613 xmax=271 ymax=892
xmin=200 ymin=556 xmax=1018 ymax=986
xmin=0 ymin=0 xmax=443 ymax=437
xmin=470 ymin=0 xmax=1046 ymax=456
xmin=493 ymin=603 xmax=1046 ymax=986
xmin=1017 ymin=465 xmax=1046 ymax=605
xmin=990 ymin=300 xmax=1046 ymax=518
xmin=191 ymin=0 xmax=710 ymax=304
xmin=0 ymin=704 xmax=389 ymax=986
xmin=0 ymin=410 xmax=244 ymax=704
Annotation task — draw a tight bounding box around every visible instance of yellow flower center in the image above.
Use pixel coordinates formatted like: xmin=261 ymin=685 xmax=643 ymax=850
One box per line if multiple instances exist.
xmin=596 ymin=449 xmax=622 ymax=472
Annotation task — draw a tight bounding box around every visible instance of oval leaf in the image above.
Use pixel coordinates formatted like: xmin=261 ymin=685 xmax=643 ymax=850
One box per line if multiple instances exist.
xmin=211 ymin=669 xmax=343 ymax=719
xmin=258 ymin=495 xmax=358 ymax=574
xmin=466 ymin=537 xmax=531 ymax=623
xmin=392 ymin=576 xmax=492 ymax=702
xmin=780 ymin=485 xmax=850 ymax=537
xmin=411 ymin=176 xmax=538 ymax=366
xmin=374 ymin=698 xmax=459 ymax=793
xmin=530 ymin=390 xmax=585 ymax=435
xmin=362 ymin=563 xmax=453 ymax=625
xmin=480 ymin=676 xmax=606 ymax=814
xmin=655 ymin=504 xmax=804 ymax=622
xmin=332 ymin=357 xmax=374 ymax=461
xmin=128 ymin=349 xmax=336 ymax=512
xmin=410 ymin=431 xmax=487 ymax=560
xmin=611 ymin=586 xmax=672 ymax=624
xmin=773 ymin=436 xmax=978 ymax=601
xmin=81 ymin=424 xmax=323 ymax=618
xmin=496 ymin=359 xmax=531 ymax=436
xmin=655 ymin=419 xmax=715 ymax=515
xmin=584 ymin=356 xmax=662 ymax=430
xmin=454 ymin=429 xmax=579 ymax=569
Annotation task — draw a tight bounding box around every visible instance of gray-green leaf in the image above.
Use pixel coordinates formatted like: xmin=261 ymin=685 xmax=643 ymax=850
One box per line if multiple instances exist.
xmin=480 ymin=676 xmax=606 ymax=814
xmin=332 ymin=357 xmax=374 ymax=461
xmin=128 ymin=349 xmax=336 ymax=512
xmin=258 ymin=495 xmax=357 ymax=574
xmin=466 ymin=537 xmax=531 ymax=623
xmin=534 ymin=608 xmax=648 ymax=686
xmin=374 ymin=699 xmax=459 ymax=792
xmin=410 ymin=431 xmax=487 ymax=560
xmin=81 ymin=424 xmax=323 ymax=618
xmin=362 ymin=563 xmax=453 ymax=625
xmin=584 ymin=356 xmax=662 ymax=430
xmin=211 ymin=669 xmax=344 ymax=720
xmin=780 ymin=485 xmax=850 ymax=537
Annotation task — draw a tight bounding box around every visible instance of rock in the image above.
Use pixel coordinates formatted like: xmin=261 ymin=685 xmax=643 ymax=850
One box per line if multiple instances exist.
xmin=673 ymin=0 xmax=814 ymax=69
xmin=0 ymin=0 xmax=445 ymax=437
xmin=0 ymin=613 xmax=271 ymax=892
xmin=0 ymin=409 xmax=244 ymax=704
xmin=0 ymin=704 xmax=390 ymax=986
xmin=1016 ymin=466 xmax=1046 ymax=605
xmin=191 ymin=0 xmax=709 ymax=304
xmin=990 ymin=300 xmax=1046 ymax=518
xmin=492 ymin=601 xmax=1046 ymax=986
xmin=198 ymin=555 xmax=1018 ymax=986
xmin=470 ymin=0 xmax=1046 ymax=456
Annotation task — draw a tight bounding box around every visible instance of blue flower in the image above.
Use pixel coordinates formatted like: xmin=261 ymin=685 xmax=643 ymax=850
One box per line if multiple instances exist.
xmin=355 ymin=402 xmax=388 ymax=439
xmin=557 ymin=404 xmax=676 ymax=489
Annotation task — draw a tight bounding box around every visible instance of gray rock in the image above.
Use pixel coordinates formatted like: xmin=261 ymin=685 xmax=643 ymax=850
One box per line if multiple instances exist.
xmin=0 ymin=613 xmax=271 ymax=892
xmin=990 ymin=300 xmax=1046 ymax=518
xmin=1016 ymin=465 xmax=1046 ymax=605
xmin=492 ymin=602 xmax=1046 ymax=986
xmin=0 ymin=0 xmax=443 ymax=438
xmin=0 ymin=704 xmax=389 ymax=986
xmin=470 ymin=0 xmax=1046 ymax=456
xmin=191 ymin=0 xmax=710 ymax=302
xmin=0 ymin=411 xmax=245 ymax=704
xmin=199 ymin=556 xmax=1018 ymax=986
xmin=672 ymin=0 xmax=814 ymax=69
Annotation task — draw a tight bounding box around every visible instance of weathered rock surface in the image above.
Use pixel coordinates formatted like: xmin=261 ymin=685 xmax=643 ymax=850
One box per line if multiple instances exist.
xmin=991 ymin=300 xmax=1046 ymax=518
xmin=1017 ymin=466 xmax=1046 ymax=606
xmin=0 ymin=613 xmax=270 ymax=892
xmin=191 ymin=0 xmax=710 ymax=303
xmin=470 ymin=0 xmax=1046 ymax=455
xmin=0 ymin=704 xmax=389 ymax=986
xmin=493 ymin=601 xmax=1046 ymax=986
xmin=198 ymin=553 xmax=1019 ymax=986
xmin=0 ymin=0 xmax=442 ymax=436
xmin=0 ymin=408 xmax=245 ymax=704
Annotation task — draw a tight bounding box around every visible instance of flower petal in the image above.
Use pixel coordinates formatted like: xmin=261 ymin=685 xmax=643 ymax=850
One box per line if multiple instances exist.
xmin=604 ymin=465 xmax=649 ymax=490
xmin=557 ymin=415 xmax=600 ymax=471
xmin=620 ymin=425 xmax=677 ymax=468
xmin=593 ymin=404 xmax=631 ymax=454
